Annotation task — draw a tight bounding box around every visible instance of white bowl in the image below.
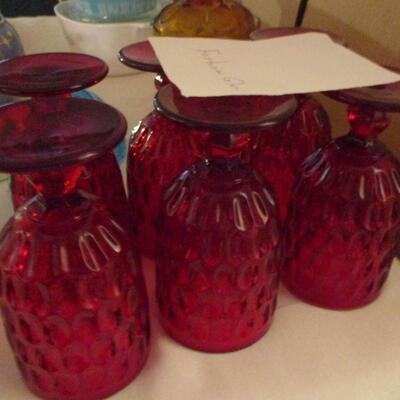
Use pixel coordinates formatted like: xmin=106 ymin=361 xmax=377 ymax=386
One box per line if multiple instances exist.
xmin=68 ymin=0 xmax=158 ymax=23
xmin=55 ymin=0 xmax=157 ymax=76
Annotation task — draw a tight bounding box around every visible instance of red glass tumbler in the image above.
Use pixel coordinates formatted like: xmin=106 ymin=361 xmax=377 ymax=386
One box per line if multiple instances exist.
xmin=250 ymin=27 xmax=336 ymax=222
xmin=154 ymin=85 xmax=298 ymax=352
xmin=0 ymin=97 xmax=150 ymax=400
xmin=282 ymin=80 xmax=400 ymax=309
xmin=0 ymin=53 xmax=128 ymax=225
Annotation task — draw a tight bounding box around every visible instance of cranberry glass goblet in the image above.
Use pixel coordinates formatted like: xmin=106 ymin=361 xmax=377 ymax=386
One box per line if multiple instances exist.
xmin=154 ymin=85 xmax=297 ymax=352
xmin=0 ymin=53 xmax=128 ymax=224
xmin=0 ymin=97 xmax=150 ymax=400
xmin=250 ymin=27 xmax=335 ymax=222
xmin=127 ymin=109 xmax=204 ymax=259
xmin=119 ymin=47 xmax=205 ymax=259
xmin=283 ymin=80 xmax=400 ymax=309
xmin=119 ymin=40 xmax=169 ymax=90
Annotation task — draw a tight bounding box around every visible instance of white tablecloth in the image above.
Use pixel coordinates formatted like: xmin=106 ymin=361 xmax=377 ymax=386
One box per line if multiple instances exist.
xmin=0 ymin=16 xmax=399 ymax=400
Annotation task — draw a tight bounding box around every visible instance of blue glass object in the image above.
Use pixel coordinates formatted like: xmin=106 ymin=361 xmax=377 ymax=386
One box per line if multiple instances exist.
xmin=72 ymin=88 xmax=102 ymax=101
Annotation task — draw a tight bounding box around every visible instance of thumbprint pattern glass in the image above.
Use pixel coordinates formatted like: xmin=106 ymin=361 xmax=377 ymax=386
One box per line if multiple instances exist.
xmin=119 ymin=45 xmax=205 ymax=259
xmin=283 ymin=78 xmax=400 ymax=309
xmin=154 ymin=85 xmax=297 ymax=352
xmin=0 ymin=53 xmax=129 ymax=226
xmin=0 ymin=97 xmax=150 ymax=400
xmin=250 ymin=27 xmax=336 ymax=222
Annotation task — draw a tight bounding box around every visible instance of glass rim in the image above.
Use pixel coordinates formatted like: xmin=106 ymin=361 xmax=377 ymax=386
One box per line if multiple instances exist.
xmin=119 ymin=41 xmax=163 ymax=73
xmin=0 ymin=98 xmax=127 ymax=173
xmin=154 ymin=84 xmax=298 ymax=132
xmin=0 ymin=52 xmax=109 ymax=97
xmin=324 ymin=72 xmax=400 ymax=112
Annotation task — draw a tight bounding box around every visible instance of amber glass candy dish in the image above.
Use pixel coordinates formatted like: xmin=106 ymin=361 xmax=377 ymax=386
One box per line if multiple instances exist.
xmin=153 ymin=0 xmax=259 ymax=39
xmin=283 ymin=79 xmax=400 ymax=309
xmin=154 ymin=85 xmax=297 ymax=352
xmin=250 ymin=27 xmax=336 ymax=222
xmin=119 ymin=45 xmax=204 ymax=259
xmin=0 ymin=98 xmax=150 ymax=400
xmin=0 ymin=53 xmax=128 ymax=224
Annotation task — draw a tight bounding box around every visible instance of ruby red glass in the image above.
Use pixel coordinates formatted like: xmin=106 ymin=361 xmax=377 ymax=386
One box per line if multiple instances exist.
xmin=250 ymin=27 xmax=334 ymax=222
xmin=0 ymin=52 xmax=108 ymax=97
xmin=0 ymin=53 xmax=129 ymax=226
xmin=119 ymin=45 xmax=202 ymax=259
xmin=0 ymin=97 xmax=150 ymax=400
xmin=154 ymin=85 xmax=297 ymax=352
xmin=127 ymin=110 xmax=204 ymax=257
xmin=282 ymin=80 xmax=400 ymax=309
xmin=119 ymin=41 xmax=169 ymax=90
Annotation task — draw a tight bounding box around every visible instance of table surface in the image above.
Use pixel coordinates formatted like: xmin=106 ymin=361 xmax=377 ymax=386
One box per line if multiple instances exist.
xmin=0 ymin=16 xmax=400 ymax=400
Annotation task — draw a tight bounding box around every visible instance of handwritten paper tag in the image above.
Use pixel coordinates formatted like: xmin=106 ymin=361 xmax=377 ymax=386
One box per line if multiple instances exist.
xmin=149 ymin=34 xmax=400 ymax=97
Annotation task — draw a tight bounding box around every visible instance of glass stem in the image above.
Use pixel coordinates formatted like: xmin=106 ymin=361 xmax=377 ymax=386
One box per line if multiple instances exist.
xmin=25 ymin=166 xmax=83 ymax=203
xmin=347 ymin=104 xmax=389 ymax=141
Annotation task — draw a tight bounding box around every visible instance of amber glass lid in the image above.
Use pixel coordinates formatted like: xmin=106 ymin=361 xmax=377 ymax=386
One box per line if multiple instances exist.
xmin=0 ymin=98 xmax=127 ymax=173
xmin=155 ymin=84 xmax=298 ymax=131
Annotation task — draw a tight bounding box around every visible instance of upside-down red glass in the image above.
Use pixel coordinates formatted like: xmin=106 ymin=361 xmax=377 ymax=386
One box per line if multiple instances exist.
xmin=0 ymin=97 xmax=150 ymax=400
xmin=250 ymin=27 xmax=336 ymax=222
xmin=154 ymin=85 xmax=297 ymax=352
xmin=119 ymin=44 xmax=205 ymax=259
xmin=127 ymin=111 xmax=205 ymax=258
xmin=282 ymin=79 xmax=400 ymax=309
xmin=119 ymin=41 xmax=169 ymax=90
xmin=118 ymin=21 xmax=277 ymax=260
xmin=0 ymin=53 xmax=129 ymax=226
xmin=122 ymin=30 xmax=331 ymax=262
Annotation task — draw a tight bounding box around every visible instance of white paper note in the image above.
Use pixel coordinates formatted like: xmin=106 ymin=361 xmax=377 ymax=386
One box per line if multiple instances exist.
xmin=149 ymin=34 xmax=400 ymax=97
